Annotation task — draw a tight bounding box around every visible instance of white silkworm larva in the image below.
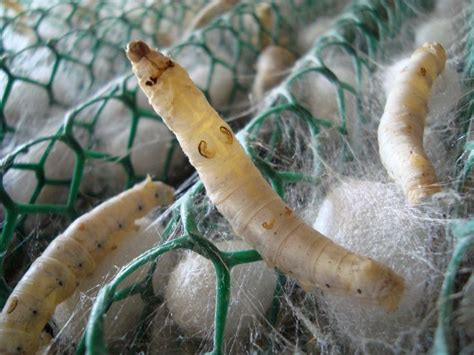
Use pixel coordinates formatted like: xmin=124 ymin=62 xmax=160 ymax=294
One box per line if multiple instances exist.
xmin=252 ymin=45 xmax=296 ymax=101
xmin=296 ymin=17 xmax=334 ymax=54
xmin=0 ymin=177 xmax=174 ymax=354
xmin=185 ymin=0 xmax=240 ymax=35
xmin=52 ymin=218 xmax=177 ymax=351
xmin=378 ymin=42 xmax=446 ymax=206
xmin=127 ymin=41 xmax=405 ymax=313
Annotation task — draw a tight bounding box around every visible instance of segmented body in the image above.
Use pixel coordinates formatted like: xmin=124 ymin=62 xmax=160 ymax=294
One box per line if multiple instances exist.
xmin=127 ymin=41 xmax=404 ymax=314
xmin=0 ymin=177 xmax=174 ymax=354
xmin=378 ymin=42 xmax=446 ymax=205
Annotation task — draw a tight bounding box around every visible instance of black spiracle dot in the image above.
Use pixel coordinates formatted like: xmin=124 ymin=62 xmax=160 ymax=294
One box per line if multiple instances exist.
xmin=97 ymin=243 xmax=102 ymax=249
xmin=138 ymin=205 xmax=143 ymax=211
xmin=44 ymin=322 xmax=54 ymax=337
xmin=32 ymin=309 xmax=38 ymax=315
xmin=58 ymin=280 xmax=64 ymax=287
xmin=78 ymin=263 xmax=83 ymax=268
xmin=325 ymin=284 xmax=331 ymax=288
xmin=155 ymin=192 xmax=159 ymax=199
xmin=357 ymin=289 xmax=362 ymax=294
xmin=16 ymin=346 xmax=22 ymax=352
xmin=118 ymin=223 xmax=123 ymax=229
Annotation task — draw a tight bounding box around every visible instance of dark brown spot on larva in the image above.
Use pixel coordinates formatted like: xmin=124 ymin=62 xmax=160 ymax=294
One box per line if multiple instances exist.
xmin=118 ymin=223 xmax=123 ymax=229
xmin=7 ymin=297 xmax=18 ymax=313
xmin=78 ymin=263 xmax=83 ymax=268
xmin=138 ymin=205 xmax=143 ymax=211
xmin=198 ymin=140 xmax=215 ymax=158
xmin=58 ymin=280 xmax=64 ymax=287
xmin=326 ymin=284 xmax=331 ymax=288
xmin=127 ymin=41 xmax=150 ymax=63
xmin=97 ymin=243 xmax=102 ymax=248
xmin=32 ymin=309 xmax=38 ymax=315
xmin=155 ymin=192 xmax=159 ymax=199
xmin=357 ymin=289 xmax=362 ymax=294
xmin=219 ymin=126 xmax=233 ymax=144
xmin=16 ymin=346 xmax=22 ymax=352
xmin=419 ymin=67 xmax=427 ymax=76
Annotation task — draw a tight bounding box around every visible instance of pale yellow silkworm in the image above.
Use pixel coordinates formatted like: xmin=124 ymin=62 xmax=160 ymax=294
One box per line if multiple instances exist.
xmin=252 ymin=45 xmax=296 ymax=101
xmin=378 ymin=42 xmax=446 ymax=205
xmin=0 ymin=176 xmax=174 ymax=354
xmin=185 ymin=0 xmax=240 ymax=35
xmin=254 ymin=2 xmax=273 ymax=49
xmin=126 ymin=41 xmax=405 ymax=314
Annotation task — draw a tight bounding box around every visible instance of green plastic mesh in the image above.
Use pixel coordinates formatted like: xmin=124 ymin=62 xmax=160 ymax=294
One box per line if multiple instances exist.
xmin=0 ymin=0 xmax=337 ymax=312
xmin=433 ymin=6 xmax=474 ymax=354
xmin=0 ymin=0 xmax=472 ymax=354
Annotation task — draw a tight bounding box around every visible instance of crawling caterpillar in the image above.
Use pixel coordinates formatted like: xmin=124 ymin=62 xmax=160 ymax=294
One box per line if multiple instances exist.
xmin=378 ymin=42 xmax=446 ymax=205
xmin=186 ymin=0 xmax=240 ymax=35
xmin=127 ymin=41 xmax=405 ymax=314
xmin=0 ymin=177 xmax=174 ymax=354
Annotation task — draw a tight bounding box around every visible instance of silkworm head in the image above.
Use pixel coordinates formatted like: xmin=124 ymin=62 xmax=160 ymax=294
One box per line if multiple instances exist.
xmin=126 ymin=41 xmax=174 ymax=98
xmin=140 ymin=177 xmax=175 ymax=208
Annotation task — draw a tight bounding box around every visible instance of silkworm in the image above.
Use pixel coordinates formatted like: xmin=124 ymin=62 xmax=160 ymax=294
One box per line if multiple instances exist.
xmin=252 ymin=45 xmax=296 ymax=101
xmin=296 ymin=17 xmax=333 ymax=54
xmin=52 ymin=218 xmax=177 ymax=352
xmin=378 ymin=42 xmax=446 ymax=205
xmin=0 ymin=177 xmax=174 ymax=354
xmin=127 ymin=41 xmax=404 ymax=313
xmin=185 ymin=0 xmax=240 ymax=35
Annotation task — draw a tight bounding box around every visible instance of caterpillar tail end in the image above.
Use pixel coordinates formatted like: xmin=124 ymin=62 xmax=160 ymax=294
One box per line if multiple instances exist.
xmin=379 ymin=274 xmax=405 ymax=313
xmin=407 ymin=184 xmax=442 ymax=206
xmin=375 ymin=266 xmax=405 ymax=313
